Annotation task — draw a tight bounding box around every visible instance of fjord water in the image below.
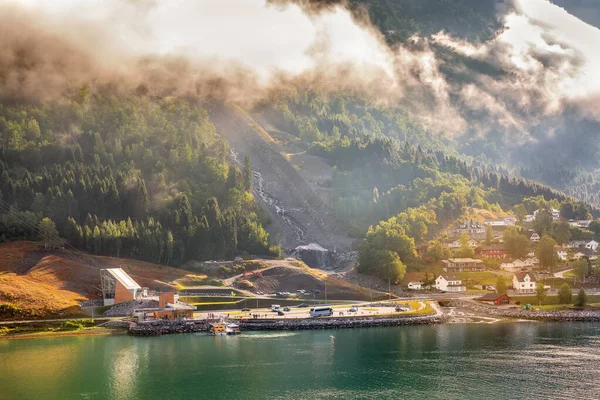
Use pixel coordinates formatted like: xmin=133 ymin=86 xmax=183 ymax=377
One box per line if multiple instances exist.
xmin=2 ymin=323 xmax=600 ymax=400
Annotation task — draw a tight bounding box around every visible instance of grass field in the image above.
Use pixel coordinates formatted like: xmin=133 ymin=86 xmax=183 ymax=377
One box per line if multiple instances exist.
xmin=453 ymin=272 xmax=498 ymax=286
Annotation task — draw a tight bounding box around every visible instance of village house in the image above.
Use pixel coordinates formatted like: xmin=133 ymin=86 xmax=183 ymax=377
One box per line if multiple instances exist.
xmin=407 ymin=282 xmax=422 ymax=290
xmin=447 ymin=239 xmax=478 ymax=249
xmin=556 ymin=248 xmax=568 ymax=261
xmin=456 ymin=221 xmax=485 ymax=235
xmin=530 ymin=232 xmax=540 ymax=242
xmin=478 ymin=293 xmax=511 ymax=305
xmin=500 ymin=258 xmax=537 ymax=273
xmin=525 ymin=214 xmax=535 ymax=223
xmin=476 ymin=244 xmax=506 ymax=259
xmin=435 ymin=275 xmax=466 ymax=292
xmin=512 ymin=272 xmax=536 ymax=294
xmin=483 ymin=217 xmax=516 ymax=227
xmin=534 ymin=208 xmax=560 ymax=220
xmin=575 ymin=248 xmax=598 ymax=260
xmin=568 ymin=220 xmax=592 ymax=228
xmin=585 ymin=240 xmax=599 ymax=251
xmin=566 ymin=240 xmax=587 ymax=249
xmin=442 ymin=258 xmax=485 ymax=272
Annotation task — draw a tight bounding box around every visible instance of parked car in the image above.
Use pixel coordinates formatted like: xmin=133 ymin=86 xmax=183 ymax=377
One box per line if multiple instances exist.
xmin=241 ymin=308 xmax=251 ymax=312
xmin=283 ymin=307 xmax=290 ymax=311
xmin=234 ymin=257 xmax=243 ymax=262
xmin=297 ymin=303 xmax=309 ymax=308
xmin=348 ymin=307 xmax=358 ymax=312
xmin=313 ymin=290 xmax=321 ymax=294
xmin=277 ymin=310 xmax=285 ymax=316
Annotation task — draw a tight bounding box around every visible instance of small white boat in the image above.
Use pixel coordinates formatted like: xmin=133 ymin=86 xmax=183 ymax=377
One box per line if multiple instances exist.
xmin=226 ymin=323 xmax=241 ymax=335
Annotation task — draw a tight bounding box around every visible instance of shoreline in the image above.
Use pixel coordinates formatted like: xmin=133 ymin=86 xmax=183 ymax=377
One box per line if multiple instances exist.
xmin=6 ymin=300 xmax=600 ymax=339
xmin=445 ymin=300 xmax=600 ymax=322
xmin=0 ymin=327 xmax=128 ymax=340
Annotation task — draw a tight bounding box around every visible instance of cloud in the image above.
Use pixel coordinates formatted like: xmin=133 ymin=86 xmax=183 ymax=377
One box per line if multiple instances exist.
xmin=4 ymin=0 xmax=600 ymax=143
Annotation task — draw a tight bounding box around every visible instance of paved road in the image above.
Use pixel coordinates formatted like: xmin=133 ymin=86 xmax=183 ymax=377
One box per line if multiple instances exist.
xmin=194 ymin=300 xmax=429 ymax=320
xmin=554 ymin=268 xmax=573 ymax=278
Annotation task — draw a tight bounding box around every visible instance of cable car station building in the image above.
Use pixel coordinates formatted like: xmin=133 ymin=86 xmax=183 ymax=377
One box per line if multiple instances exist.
xmin=100 ymin=268 xmax=141 ymax=306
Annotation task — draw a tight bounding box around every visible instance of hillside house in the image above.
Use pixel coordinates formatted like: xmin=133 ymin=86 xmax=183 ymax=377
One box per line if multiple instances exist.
xmin=534 ymin=208 xmax=560 ymax=220
xmin=456 ymin=221 xmax=485 ymax=235
xmin=478 ymin=293 xmax=511 ymax=305
xmin=525 ymin=214 xmax=535 ymax=223
xmin=448 ymin=239 xmax=478 ymax=249
xmin=512 ymin=272 xmax=536 ymax=294
xmin=484 ymin=217 xmax=516 ymax=227
xmin=557 ymin=248 xmax=568 ymax=261
xmin=435 ymin=275 xmax=466 ymax=292
xmin=442 ymin=258 xmax=485 ymax=272
xmin=476 ymin=245 xmax=506 ymax=259
xmin=530 ymin=233 xmax=540 ymax=242
xmin=407 ymin=282 xmax=422 ymax=290
xmin=566 ymin=240 xmax=587 ymax=249
xmin=568 ymin=220 xmax=592 ymax=228
xmin=575 ymin=249 xmax=598 ymax=260
xmin=500 ymin=258 xmax=537 ymax=272
xmin=585 ymin=240 xmax=599 ymax=251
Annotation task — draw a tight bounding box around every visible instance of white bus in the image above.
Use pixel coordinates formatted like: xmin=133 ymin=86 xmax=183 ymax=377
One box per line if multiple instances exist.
xmin=310 ymin=306 xmax=333 ymax=317
xmin=271 ymin=304 xmax=281 ymax=311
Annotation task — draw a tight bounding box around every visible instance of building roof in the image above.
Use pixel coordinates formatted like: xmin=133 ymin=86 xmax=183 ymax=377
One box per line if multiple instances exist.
xmin=408 ymin=281 xmax=422 ymax=285
xmin=439 ymin=274 xmax=460 ymax=281
xmin=103 ymin=268 xmax=141 ymax=290
xmin=479 ymin=293 xmax=509 ymax=301
xmin=478 ymin=245 xmax=505 ymax=251
xmin=458 ymin=221 xmax=483 ymax=228
xmin=445 ymin=258 xmax=483 ymax=263
xmin=514 ymin=272 xmax=535 ymax=283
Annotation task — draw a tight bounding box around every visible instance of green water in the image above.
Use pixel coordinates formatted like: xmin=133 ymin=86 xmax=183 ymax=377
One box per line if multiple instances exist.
xmin=1 ymin=323 xmax=600 ymax=399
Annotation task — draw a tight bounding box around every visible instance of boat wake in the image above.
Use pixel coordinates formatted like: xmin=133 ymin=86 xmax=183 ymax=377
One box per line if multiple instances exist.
xmin=241 ymin=332 xmax=298 ymax=339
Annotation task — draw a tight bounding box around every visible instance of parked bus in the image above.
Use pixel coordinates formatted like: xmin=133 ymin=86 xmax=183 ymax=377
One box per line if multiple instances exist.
xmin=310 ymin=306 xmax=333 ymax=317
xmin=271 ymin=304 xmax=281 ymax=312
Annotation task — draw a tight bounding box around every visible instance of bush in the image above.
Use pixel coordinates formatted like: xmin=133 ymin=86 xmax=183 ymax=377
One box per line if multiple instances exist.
xmin=558 ymin=283 xmax=572 ymax=304
xmin=62 ymin=321 xmax=84 ymax=331
xmin=575 ymin=288 xmax=588 ymax=307
xmin=237 ymin=279 xmax=254 ymax=289
xmin=0 ymin=303 xmax=24 ymax=318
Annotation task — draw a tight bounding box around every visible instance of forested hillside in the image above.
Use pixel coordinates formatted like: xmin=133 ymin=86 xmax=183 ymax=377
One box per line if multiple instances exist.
xmin=0 ymin=92 xmax=280 ymax=265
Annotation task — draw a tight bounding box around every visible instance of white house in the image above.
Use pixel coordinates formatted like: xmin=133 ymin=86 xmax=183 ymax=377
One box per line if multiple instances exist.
xmin=557 ymin=248 xmax=568 ymax=261
xmin=530 ymin=233 xmax=540 ymax=243
xmin=534 ymin=208 xmax=560 ymax=220
xmin=456 ymin=221 xmax=485 ymax=235
xmin=407 ymin=282 xmax=422 ymax=290
xmin=484 ymin=217 xmax=516 ymax=227
xmin=501 ymin=261 xmax=524 ymax=273
xmin=448 ymin=239 xmax=478 ymax=249
xmin=435 ymin=275 xmax=466 ymax=292
xmin=501 ymin=257 xmax=538 ymax=272
xmin=525 ymin=214 xmax=535 ymax=223
xmin=512 ymin=272 xmax=536 ymax=294
xmin=585 ymin=240 xmax=599 ymax=251
xmin=566 ymin=240 xmax=586 ymax=249
xmin=568 ymin=220 xmax=592 ymax=228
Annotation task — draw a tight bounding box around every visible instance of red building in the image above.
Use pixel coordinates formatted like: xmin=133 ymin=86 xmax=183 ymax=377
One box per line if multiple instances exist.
xmin=476 ymin=245 xmax=506 ymax=259
xmin=478 ymin=293 xmax=510 ymax=305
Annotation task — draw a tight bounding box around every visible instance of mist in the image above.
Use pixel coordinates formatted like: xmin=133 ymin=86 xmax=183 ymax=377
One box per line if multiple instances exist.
xmin=4 ymin=0 xmax=600 ymax=139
